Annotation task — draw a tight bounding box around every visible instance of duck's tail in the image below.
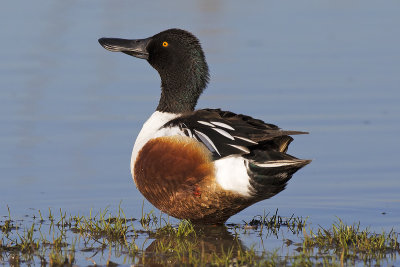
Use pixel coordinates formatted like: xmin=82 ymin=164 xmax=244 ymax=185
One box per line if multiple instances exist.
xmin=244 ymin=149 xmax=311 ymax=199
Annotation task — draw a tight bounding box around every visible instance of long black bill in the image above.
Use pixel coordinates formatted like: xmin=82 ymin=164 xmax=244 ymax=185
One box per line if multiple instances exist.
xmin=98 ymin=37 xmax=151 ymax=60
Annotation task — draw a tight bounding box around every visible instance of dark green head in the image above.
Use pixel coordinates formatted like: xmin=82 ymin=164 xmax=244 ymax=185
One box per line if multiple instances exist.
xmin=99 ymin=29 xmax=209 ymax=113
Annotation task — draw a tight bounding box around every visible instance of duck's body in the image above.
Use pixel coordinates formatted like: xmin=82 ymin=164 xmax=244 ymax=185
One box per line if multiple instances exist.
xmin=99 ymin=29 xmax=310 ymax=224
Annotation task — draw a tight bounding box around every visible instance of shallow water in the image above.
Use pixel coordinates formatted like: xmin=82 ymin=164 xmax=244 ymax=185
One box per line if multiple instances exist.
xmin=1 ymin=1 xmax=400 ymax=264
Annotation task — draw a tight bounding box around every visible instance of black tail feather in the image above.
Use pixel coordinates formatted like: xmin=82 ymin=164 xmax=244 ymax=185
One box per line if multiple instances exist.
xmin=244 ymin=150 xmax=311 ymax=199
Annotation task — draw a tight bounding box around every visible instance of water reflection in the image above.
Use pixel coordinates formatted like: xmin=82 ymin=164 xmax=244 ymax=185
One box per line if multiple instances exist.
xmin=142 ymin=224 xmax=245 ymax=265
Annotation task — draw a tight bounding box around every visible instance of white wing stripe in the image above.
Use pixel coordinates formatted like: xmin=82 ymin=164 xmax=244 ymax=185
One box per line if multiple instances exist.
xmin=198 ymin=120 xmax=215 ymax=127
xmin=233 ymin=135 xmax=258 ymax=144
xmin=184 ymin=128 xmax=193 ymax=138
xmin=194 ymin=130 xmax=221 ymax=156
xmin=228 ymin=144 xmax=251 ymax=153
xmin=212 ymin=127 xmax=235 ymax=140
xmin=211 ymin=121 xmax=235 ymax=130
xmin=255 ymin=160 xmax=302 ymax=167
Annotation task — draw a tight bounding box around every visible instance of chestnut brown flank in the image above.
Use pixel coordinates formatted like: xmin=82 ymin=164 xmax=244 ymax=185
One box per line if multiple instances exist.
xmin=134 ymin=136 xmax=252 ymax=224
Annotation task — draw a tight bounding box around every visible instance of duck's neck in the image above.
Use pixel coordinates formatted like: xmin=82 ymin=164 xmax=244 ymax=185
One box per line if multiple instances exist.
xmin=155 ymin=75 xmax=201 ymax=113
xmin=156 ymin=70 xmax=208 ymax=113
xmin=155 ymin=51 xmax=209 ymax=113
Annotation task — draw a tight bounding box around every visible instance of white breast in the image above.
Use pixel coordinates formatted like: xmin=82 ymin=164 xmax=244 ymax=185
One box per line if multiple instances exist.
xmin=130 ymin=111 xmax=180 ymax=176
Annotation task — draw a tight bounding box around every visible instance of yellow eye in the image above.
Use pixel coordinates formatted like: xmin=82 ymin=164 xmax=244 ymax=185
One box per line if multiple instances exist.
xmin=162 ymin=41 xmax=168 ymax=47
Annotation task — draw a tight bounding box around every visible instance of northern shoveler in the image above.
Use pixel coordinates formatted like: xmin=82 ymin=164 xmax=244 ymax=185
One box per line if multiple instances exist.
xmin=98 ymin=29 xmax=311 ymax=224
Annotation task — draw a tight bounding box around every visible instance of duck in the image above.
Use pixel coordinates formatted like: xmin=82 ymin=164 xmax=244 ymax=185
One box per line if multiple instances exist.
xmin=98 ymin=29 xmax=311 ymax=224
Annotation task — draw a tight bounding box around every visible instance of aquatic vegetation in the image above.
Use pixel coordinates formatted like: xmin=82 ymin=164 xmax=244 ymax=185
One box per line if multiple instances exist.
xmin=244 ymin=209 xmax=308 ymax=236
xmin=0 ymin=205 xmax=399 ymax=266
xmin=303 ymin=218 xmax=400 ymax=265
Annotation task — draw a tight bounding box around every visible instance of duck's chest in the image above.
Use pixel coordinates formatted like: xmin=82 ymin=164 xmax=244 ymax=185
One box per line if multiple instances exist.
xmin=130 ymin=111 xmax=181 ymax=176
xmin=131 ymin=134 xmax=243 ymax=223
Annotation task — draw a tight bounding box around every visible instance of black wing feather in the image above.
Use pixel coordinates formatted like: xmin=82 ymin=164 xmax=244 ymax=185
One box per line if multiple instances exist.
xmin=163 ymin=109 xmax=307 ymax=160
